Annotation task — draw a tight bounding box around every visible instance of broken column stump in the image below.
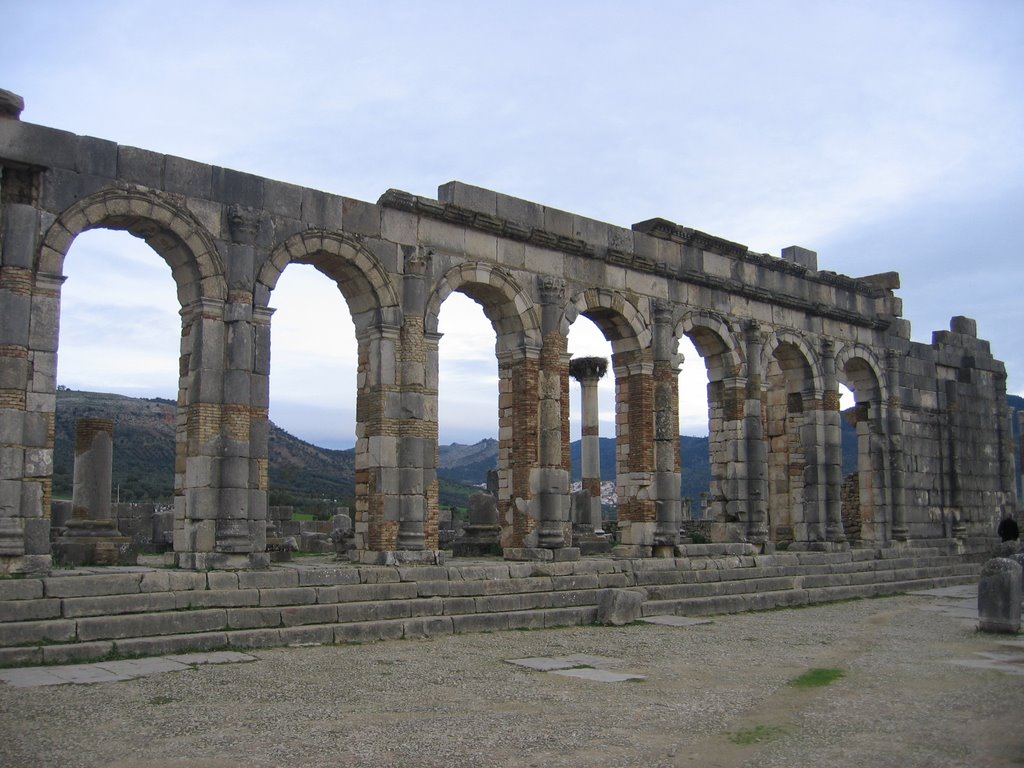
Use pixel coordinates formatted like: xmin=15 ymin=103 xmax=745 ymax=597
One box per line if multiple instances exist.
xmin=53 ymin=418 xmax=136 ymax=566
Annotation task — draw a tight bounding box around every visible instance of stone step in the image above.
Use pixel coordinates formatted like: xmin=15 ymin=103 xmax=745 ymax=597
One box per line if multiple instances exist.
xmin=641 ymin=573 xmax=977 ymax=617
xmin=0 ymin=550 xmax=988 ymax=668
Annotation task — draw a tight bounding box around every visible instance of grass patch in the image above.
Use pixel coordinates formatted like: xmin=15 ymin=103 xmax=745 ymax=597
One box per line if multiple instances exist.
xmin=789 ymin=667 xmax=845 ymax=688
xmin=728 ymin=724 xmax=787 ymax=745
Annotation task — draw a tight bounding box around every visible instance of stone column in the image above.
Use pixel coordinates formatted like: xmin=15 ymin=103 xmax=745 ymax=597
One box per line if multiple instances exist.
xmin=395 ymin=247 xmax=440 ymax=562
xmin=53 ymin=418 xmax=134 ymax=565
xmin=569 ymin=356 xmax=608 ymax=535
xmin=743 ymin=321 xmax=769 ymax=544
xmin=885 ymin=350 xmax=908 ymax=541
xmin=821 ymin=339 xmax=846 ymax=545
xmin=651 ymin=300 xmax=680 ymax=556
xmin=0 ymin=194 xmax=55 ymax=574
xmin=535 ymin=276 xmax=571 ymax=552
xmin=497 ymin=347 xmax=542 ymax=550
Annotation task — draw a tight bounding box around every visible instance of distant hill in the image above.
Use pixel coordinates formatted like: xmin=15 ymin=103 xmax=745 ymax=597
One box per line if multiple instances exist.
xmin=53 ymin=388 xmax=1022 ymax=513
xmin=53 ymin=388 xmax=490 ymax=514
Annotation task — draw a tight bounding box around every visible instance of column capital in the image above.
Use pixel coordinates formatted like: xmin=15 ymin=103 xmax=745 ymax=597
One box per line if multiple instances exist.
xmin=569 ymin=356 xmax=608 ymax=383
xmin=536 ymin=275 xmax=566 ymax=304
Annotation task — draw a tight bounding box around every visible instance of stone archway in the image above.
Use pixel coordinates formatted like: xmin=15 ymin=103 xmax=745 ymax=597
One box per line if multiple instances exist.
xmin=836 ymin=344 xmax=889 ymax=544
xmin=262 ymin=230 xmax=402 ymax=554
xmin=762 ymin=333 xmax=824 ymax=544
xmin=567 ymin=288 xmax=655 ymax=548
xmin=675 ymin=311 xmax=745 ymax=536
xmin=38 ymin=186 xmax=237 ymax=567
xmin=426 ymin=262 xmax=542 ymax=548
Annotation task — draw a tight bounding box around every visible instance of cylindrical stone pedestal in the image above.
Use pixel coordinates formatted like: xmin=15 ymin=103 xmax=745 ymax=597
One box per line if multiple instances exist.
xmin=72 ymin=418 xmax=113 ymax=521
xmin=54 ymin=418 xmax=136 ymax=566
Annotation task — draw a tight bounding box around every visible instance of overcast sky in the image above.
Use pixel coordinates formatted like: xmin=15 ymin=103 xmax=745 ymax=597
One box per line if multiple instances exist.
xmin=3 ymin=0 xmax=1022 ymax=449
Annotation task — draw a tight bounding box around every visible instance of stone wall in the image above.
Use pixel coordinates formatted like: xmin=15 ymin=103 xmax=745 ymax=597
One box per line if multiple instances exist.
xmin=0 ymin=89 xmax=1017 ymax=572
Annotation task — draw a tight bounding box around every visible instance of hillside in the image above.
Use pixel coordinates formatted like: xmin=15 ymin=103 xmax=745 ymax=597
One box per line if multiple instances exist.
xmin=53 ymin=388 xmax=1022 ymax=513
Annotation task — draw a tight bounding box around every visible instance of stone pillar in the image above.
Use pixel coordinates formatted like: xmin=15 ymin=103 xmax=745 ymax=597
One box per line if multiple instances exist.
xmin=743 ymin=321 xmax=769 ymax=544
xmin=569 ymin=356 xmax=608 ymax=535
xmin=53 ymin=419 xmax=135 ymax=565
xmin=535 ymin=276 xmax=572 ymax=553
xmin=612 ymin=353 xmax=657 ymax=553
xmin=0 ymin=194 xmax=54 ymax=574
xmin=72 ymin=419 xmax=113 ymax=522
xmin=497 ymin=347 xmax=541 ymax=550
xmin=885 ymin=350 xmax=908 ymax=541
xmin=978 ymin=558 xmax=1022 ymax=633
xmin=394 ymin=247 xmax=440 ymax=563
xmin=651 ymin=300 xmax=680 ymax=555
xmin=821 ymin=339 xmax=846 ymax=545
xmin=945 ymin=378 xmax=966 ymax=539
xmin=1019 ymin=411 xmax=1024 ymax=506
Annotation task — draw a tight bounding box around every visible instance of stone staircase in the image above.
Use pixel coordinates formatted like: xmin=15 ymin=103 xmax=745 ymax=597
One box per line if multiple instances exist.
xmin=0 ymin=545 xmax=982 ymax=668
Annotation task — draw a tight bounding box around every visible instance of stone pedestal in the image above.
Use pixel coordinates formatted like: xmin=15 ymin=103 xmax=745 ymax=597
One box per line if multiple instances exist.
xmin=978 ymin=557 xmax=1022 ymax=633
xmin=53 ymin=419 xmax=137 ymax=566
xmin=453 ymin=492 xmax=503 ymax=557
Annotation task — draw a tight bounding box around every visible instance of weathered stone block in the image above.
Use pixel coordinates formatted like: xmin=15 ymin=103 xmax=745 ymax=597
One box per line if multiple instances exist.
xmin=978 ymin=557 xmax=1022 ymax=633
xmin=596 ymin=589 xmax=644 ymax=625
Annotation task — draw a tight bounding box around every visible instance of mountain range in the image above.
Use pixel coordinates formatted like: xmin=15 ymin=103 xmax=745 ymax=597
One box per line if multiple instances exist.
xmin=52 ymin=388 xmax=1024 ymax=514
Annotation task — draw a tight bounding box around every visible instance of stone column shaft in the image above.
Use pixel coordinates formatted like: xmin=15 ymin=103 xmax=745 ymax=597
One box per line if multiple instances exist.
xmin=71 ymin=418 xmax=113 ymax=521
xmin=821 ymin=340 xmax=845 ymax=543
xmin=885 ymin=350 xmax=908 ymax=541
xmin=536 ymin=276 xmax=568 ymax=549
xmin=570 ymin=357 xmax=607 ymax=534
xmin=743 ymin=322 xmax=768 ymax=544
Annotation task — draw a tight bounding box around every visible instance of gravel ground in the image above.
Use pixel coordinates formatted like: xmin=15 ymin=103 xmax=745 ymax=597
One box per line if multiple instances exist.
xmin=1 ymin=592 xmax=1022 ymax=768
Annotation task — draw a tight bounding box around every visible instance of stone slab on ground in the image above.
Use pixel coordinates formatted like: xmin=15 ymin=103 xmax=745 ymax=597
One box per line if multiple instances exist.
xmin=550 ymin=668 xmax=646 ymax=683
xmin=0 ymin=650 xmax=257 ymax=688
xmin=506 ymin=654 xmax=623 ymax=671
xmin=639 ymin=615 xmax=714 ymax=627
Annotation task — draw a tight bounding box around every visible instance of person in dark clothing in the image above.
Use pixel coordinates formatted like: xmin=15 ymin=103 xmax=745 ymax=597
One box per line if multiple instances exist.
xmin=997 ymin=516 xmax=1019 ymax=542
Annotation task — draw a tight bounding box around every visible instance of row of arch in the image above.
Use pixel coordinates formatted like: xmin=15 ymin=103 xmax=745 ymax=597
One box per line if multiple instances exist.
xmin=34 ymin=187 xmax=899 ymax=565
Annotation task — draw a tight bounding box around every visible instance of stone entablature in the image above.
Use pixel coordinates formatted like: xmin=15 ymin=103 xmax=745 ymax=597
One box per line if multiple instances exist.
xmin=0 ymin=91 xmax=1016 ymax=573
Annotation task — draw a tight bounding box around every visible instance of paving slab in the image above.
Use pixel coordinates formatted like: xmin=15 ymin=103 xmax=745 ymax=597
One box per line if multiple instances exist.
xmin=907 ymin=585 xmax=976 ymax=599
xmin=0 ymin=650 xmax=258 ymax=688
xmin=506 ymin=654 xmax=623 ymax=671
xmin=949 ymin=650 xmax=1024 ymax=676
xmin=0 ymin=668 xmax=70 ymax=688
xmin=94 ymin=658 xmax=192 ymax=677
xmin=639 ymin=615 xmax=714 ymax=627
xmin=164 ymin=651 xmax=257 ymax=666
xmin=550 ymin=668 xmax=646 ymax=683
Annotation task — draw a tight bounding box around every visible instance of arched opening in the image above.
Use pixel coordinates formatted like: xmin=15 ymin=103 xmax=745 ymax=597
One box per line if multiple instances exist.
xmin=266 ymin=264 xmax=357 ymax=532
xmin=764 ymin=341 xmax=819 ymax=544
xmin=838 ymin=356 xmax=887 ymax=544
xmin=567 ymin=314 xmax=615 ymax=539
xmin=53 ymin=227 xmax=182 ymax=559
xmin=675 ymin=333 xmax=716 ymax=536
xmin=436 ymin=289 xmax=500 ymax=539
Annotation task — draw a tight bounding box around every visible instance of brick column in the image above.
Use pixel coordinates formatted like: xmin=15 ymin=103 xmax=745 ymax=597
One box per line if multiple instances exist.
xmin=497 ymin=348 xmax=541 ymax=548
xmin=885 ymin=350 xmax=908 ymax=541
xmin=743 ymin=321 xmax=769 ymax=545
xmin=821 ymin=339 xmax=846 ymax=544
xmin=614 ymin=353 xmax=657 ymax=550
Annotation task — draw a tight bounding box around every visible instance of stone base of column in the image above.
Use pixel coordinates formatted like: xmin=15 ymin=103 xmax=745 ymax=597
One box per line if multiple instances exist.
xmin=53 ymin=520 xmax=138 ymax=567
xmin=503 ymin=547 xmax=580 ymax=562
xmin=786 ymin=540 xmax=850 ymax=553
xmin=0 ymin=554 xmax=51 ymax=576
xmin=175 ymin=552 xmax=271 ymax=571
xmin=356 ymin=549 xmax=446 ymax=566
xmin=572 ymin=525 xmax=612 ymax=556
xmin=452 ymin=525 xmax=503 ymax=558
xmin=611 ymin=544 xmax=655 ymax=558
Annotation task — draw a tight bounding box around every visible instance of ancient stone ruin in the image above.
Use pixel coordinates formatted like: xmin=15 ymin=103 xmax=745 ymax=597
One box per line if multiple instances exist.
xmin=0 ymin=88 xmax=1018 ymax=576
